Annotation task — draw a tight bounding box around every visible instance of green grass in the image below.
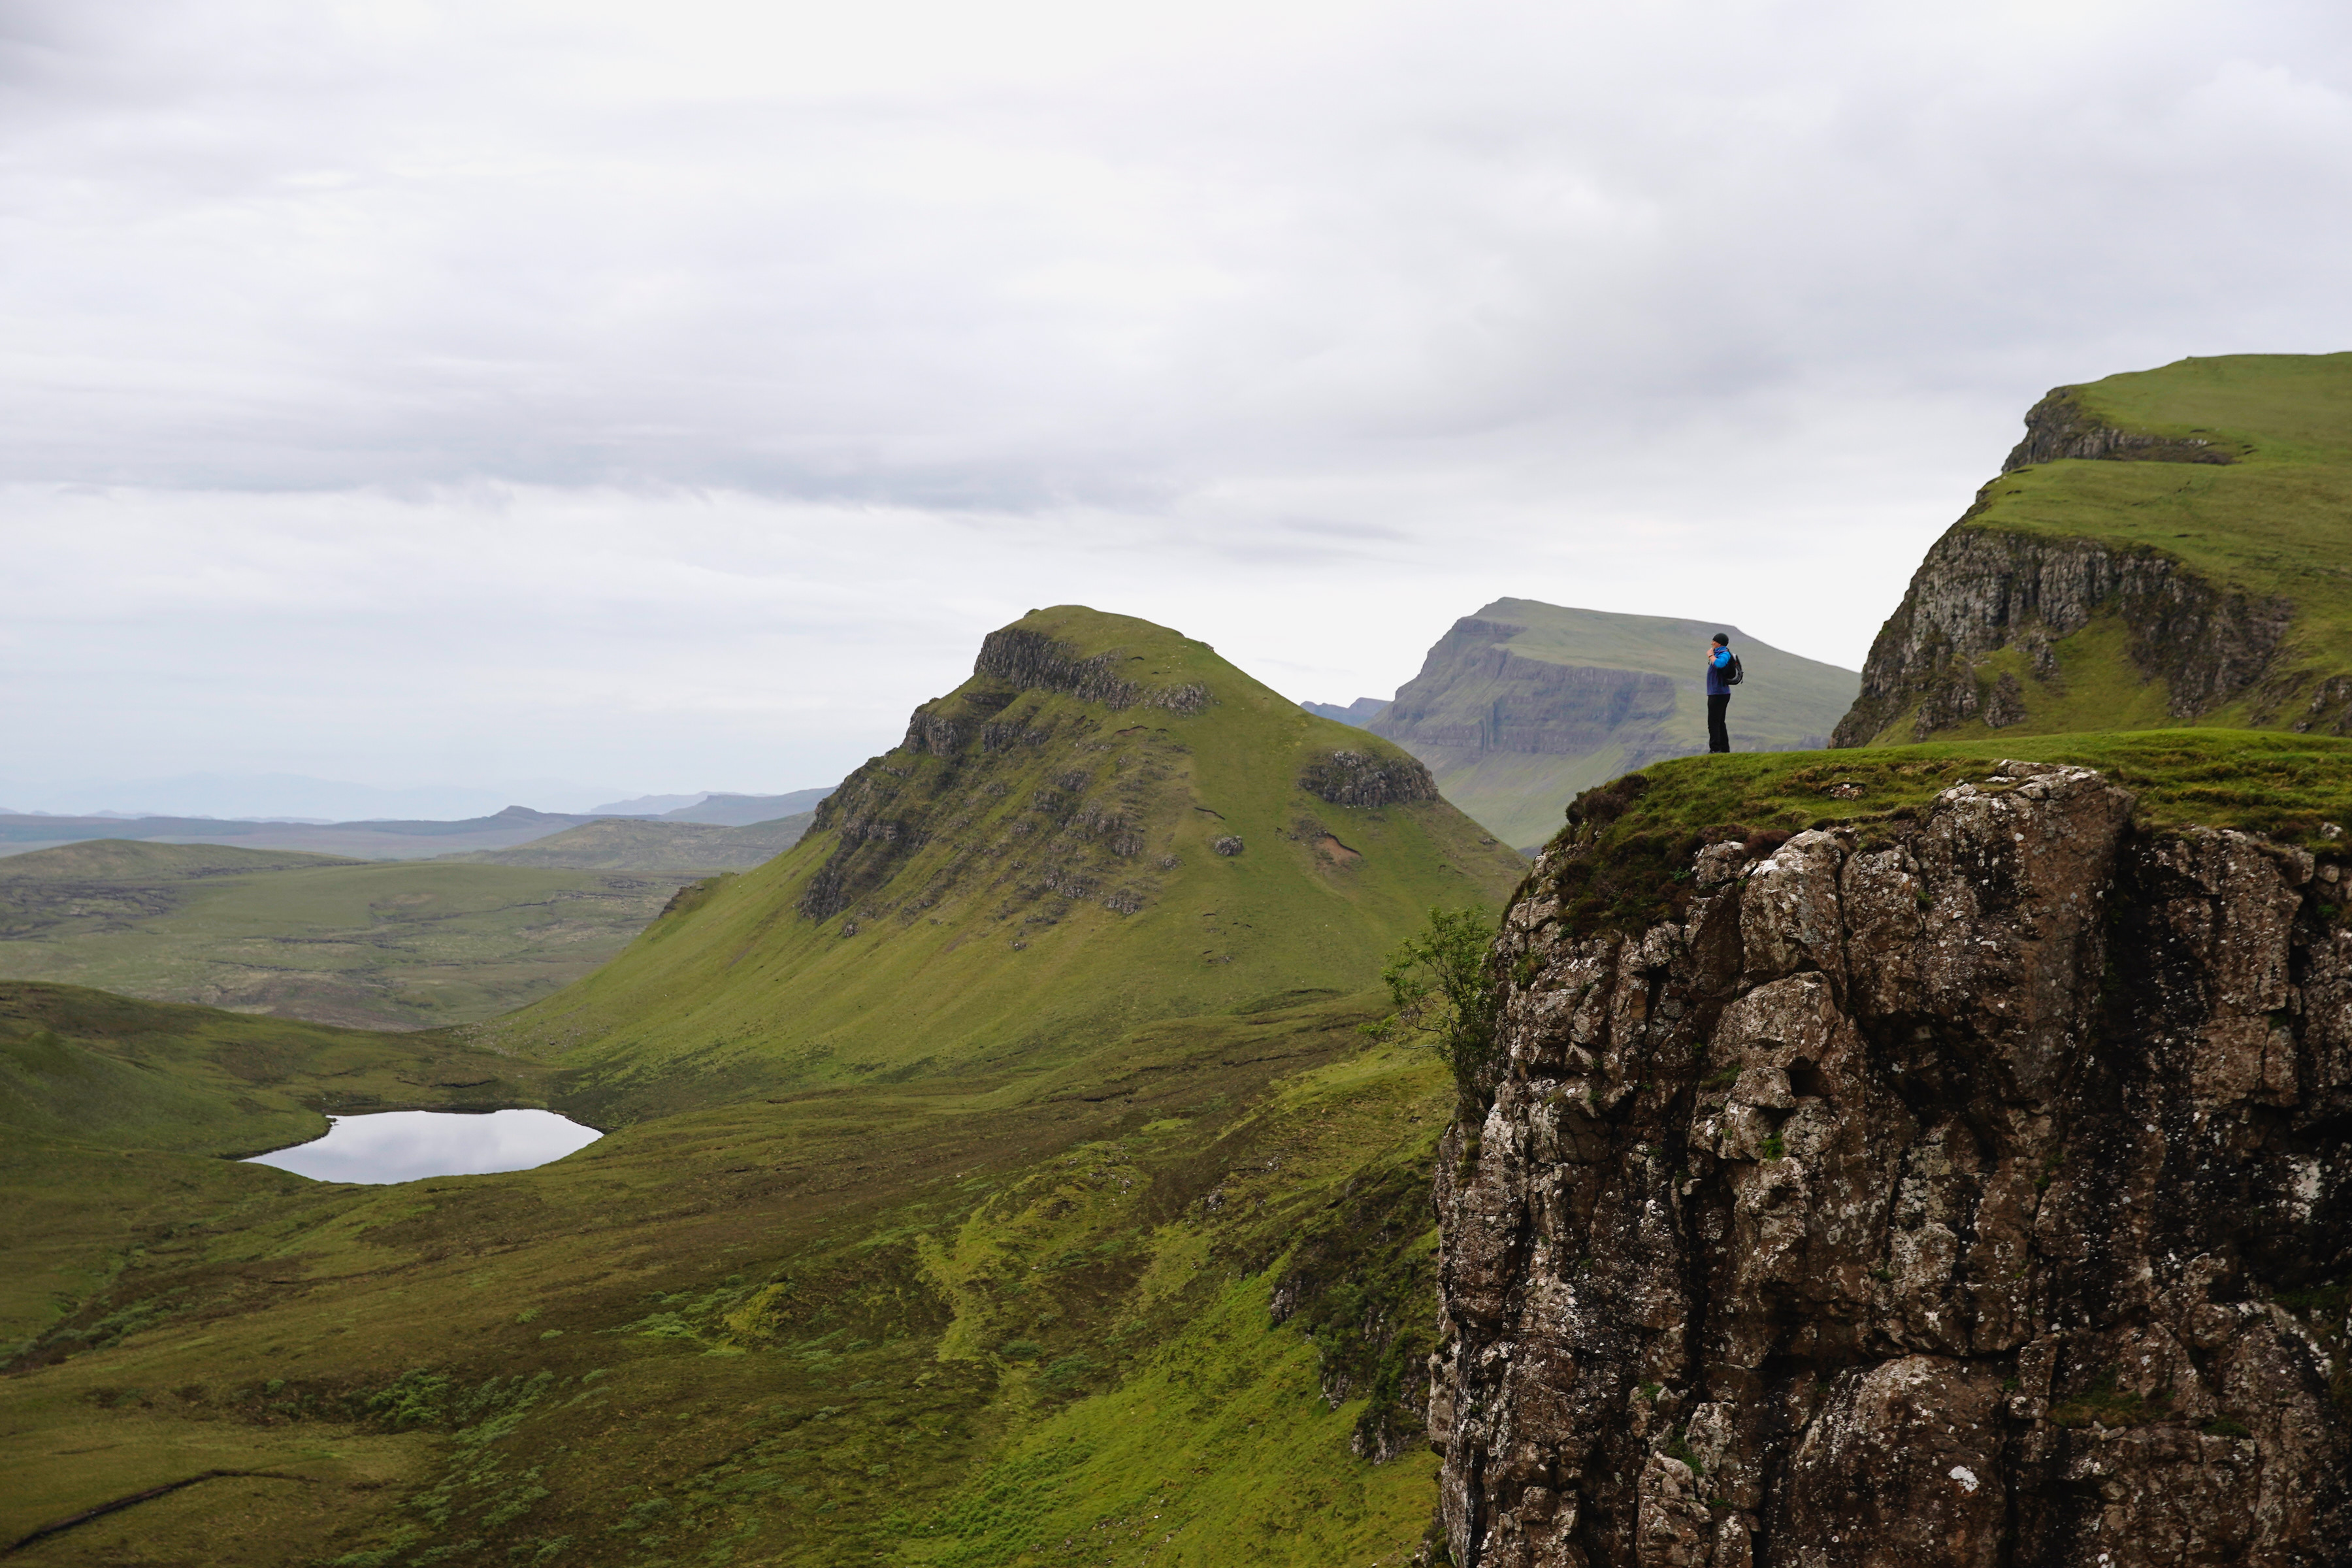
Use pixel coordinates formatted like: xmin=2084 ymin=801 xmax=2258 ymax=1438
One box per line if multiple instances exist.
xmin=0 ymin=843 xmax=698 ymax=1030
xmin=0 ymin=983 xmax=563 ymax=1358
xmin=1540 ymin=729 xmax=2352 ymax=933
xmin=1889 ymin=352 xmax=2352 ymax=743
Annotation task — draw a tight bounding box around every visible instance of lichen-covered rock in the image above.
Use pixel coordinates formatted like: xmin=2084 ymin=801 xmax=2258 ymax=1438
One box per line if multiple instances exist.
xmin=1433 ymin=763 xmax=2351 ymax=1568
xmin=1299 ymin=748 xmax=1442 ymax=808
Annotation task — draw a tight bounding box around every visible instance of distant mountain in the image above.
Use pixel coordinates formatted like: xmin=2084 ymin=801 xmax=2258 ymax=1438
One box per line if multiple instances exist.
xmin=437 ymin=813 xmax=814 ymax=870
xmin=1301 ymin=698 xmax=1390 ymax=727
xmin=0 ymin=773 xmax=616 ymax=821
xmin=1364 ymin=598 xmax=1859 ymax=849
xmin=659 ymin=787 xmax=832 ymax=825
xmin=0 ymin=804 xmax=602 ymax=861
xmin=587 ymin=791 xmax=711 ymax=815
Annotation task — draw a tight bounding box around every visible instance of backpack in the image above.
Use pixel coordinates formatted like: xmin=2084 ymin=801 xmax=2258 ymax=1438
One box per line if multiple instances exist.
xmin=1725 ymin=653 xmax=1744 ymax=686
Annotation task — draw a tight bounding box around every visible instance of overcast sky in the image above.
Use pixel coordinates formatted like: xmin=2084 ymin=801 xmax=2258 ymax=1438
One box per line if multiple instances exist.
xmin=5 ymin=0 xmax=2349 ymax=815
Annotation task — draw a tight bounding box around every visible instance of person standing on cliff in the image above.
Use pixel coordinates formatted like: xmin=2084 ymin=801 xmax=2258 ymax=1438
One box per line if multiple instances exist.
xmin=1705 ymin=633 xmax=1735 ymax=753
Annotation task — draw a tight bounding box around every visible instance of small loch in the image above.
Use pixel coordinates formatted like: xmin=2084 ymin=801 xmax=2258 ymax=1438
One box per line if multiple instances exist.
xmin=244 ymin=1108 xmax=602 ymax=1184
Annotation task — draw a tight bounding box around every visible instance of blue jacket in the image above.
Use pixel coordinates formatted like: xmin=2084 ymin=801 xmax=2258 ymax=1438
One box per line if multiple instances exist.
xmin=1705 ymin=645 xmax=1733 ymax=696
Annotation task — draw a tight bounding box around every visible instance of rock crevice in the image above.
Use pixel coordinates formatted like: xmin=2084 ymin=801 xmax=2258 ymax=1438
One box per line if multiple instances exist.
xmin=1432 ymin=762 xmax=2351 ymax=1568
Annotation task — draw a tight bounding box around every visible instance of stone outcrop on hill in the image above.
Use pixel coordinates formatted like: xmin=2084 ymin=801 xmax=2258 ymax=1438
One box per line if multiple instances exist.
xmin=1429 ymin=762 xmax=2351 ymax=1567
xmin=1300 ymin=749 xmax=1442 ymax=808
xmin=1830 ymin=523 xmax=2296 ymax=746
xmin=972 ymin=627 xmax=1211 ymax=715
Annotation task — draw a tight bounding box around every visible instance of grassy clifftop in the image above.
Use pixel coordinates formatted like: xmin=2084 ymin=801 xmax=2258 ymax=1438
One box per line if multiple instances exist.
xmin=1531 ymin=730 xmax=2352 ymax=936
xmin=1838 ymin=353 xmax=2352 ymax=747
xmin=1987 ymin=353 xmax=2352 ymax=656
xmin=487 ymin=606 xmax=1524 ymax=1119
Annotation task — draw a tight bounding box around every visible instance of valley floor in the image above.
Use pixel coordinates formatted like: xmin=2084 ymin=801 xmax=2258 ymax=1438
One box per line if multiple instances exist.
xmin=2 ymin=985 xmax=1450 ymax=1568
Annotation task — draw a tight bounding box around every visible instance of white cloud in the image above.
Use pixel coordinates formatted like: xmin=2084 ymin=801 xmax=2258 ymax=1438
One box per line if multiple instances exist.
xmin=3 ymin=0 xmax=2349 ymax=806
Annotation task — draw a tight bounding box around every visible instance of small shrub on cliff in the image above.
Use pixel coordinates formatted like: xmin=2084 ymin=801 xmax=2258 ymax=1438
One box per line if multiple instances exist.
xmin=1365 ymin=905 xmax=1501 ymax=1121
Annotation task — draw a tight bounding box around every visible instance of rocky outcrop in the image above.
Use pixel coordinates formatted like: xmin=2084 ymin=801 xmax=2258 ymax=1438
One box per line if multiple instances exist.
xmin=2002 ymin=387 xmax=2238 ymax=472
xmin=1831 ymin=525 xmax=2295 ymax=746
xmin=1430 ymin=762 xmax=2351 ymax=1568
xmin=1300 ymin=749 xmax=1442 ymax=808
xmin=972 ymin=628 xmax=1210 ymax=715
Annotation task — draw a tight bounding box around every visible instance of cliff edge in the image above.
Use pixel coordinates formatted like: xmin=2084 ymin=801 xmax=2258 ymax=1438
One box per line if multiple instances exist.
xmin=1431 ymin=759 xmax=2350 ymax=1567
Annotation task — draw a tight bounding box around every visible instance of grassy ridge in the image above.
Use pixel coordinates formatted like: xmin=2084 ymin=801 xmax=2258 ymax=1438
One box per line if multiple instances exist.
xmin=0 ymin=843 xmax=696 ymax=1030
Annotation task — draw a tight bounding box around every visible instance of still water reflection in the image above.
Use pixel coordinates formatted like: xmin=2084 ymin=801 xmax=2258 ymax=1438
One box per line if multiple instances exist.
xmin=244 ymin=1108 xmax=602 ymax=1184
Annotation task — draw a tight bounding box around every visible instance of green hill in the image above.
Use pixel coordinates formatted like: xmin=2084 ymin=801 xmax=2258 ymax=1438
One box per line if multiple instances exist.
xmin=1835 ymin=352 xmax=2352 ymax=747
xmin=434 ymin=811 xmax=813 ymax=871
xmin=0 ymin=849 xmax=697 ymax=1030
xmin=485 ymin=605 xmax=1524 ymax=1120
xmin=1363 ymin=598 xmax=1859 ymax=850
xmin=0 ymin=608 xmax=1523 ymax=1567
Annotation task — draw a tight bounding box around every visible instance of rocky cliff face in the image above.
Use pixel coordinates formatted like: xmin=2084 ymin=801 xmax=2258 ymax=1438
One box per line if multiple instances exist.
xmin=1375 ymin=618 xmax=1684 ymax=762
xmin=1829 ymin=524 xmax=2296 ymax=747
xmin=1429 ymin=762 xmax=2351 ymax=1567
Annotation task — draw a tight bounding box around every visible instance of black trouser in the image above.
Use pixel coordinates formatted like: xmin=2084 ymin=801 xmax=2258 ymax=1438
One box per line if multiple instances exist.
xmin=1707 ymin=693 xmax=1731 ymax=753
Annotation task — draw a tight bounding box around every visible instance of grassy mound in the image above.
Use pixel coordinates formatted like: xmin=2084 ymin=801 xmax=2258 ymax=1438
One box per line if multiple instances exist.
xmin=0 ymin=840 xmax=365 ymax=877
xmin=434 ymin=812 xmax=812 ymax=871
